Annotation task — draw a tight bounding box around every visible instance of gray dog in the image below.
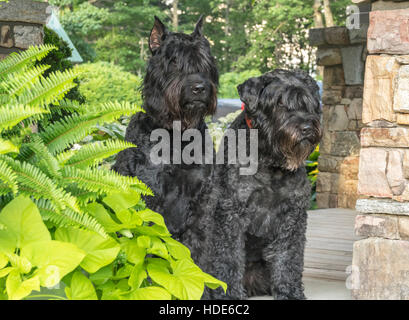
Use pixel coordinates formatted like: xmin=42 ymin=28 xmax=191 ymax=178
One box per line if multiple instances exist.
xmin=208 ymin=69 xmax=322 ymax=300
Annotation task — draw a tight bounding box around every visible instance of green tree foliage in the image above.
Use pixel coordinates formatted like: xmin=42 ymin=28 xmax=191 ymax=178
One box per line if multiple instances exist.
xmin=49 ymin=0 xmax=351 ymax=75
xmin=218 ymin=69 xmax=261 ymax=98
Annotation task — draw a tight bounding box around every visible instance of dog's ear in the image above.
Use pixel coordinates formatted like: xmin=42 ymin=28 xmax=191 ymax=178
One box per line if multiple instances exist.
xmin=192 ymin=14 xmax=204 ymax=37
xmin=149 ymin=16 xmax=167 ymax=54
xmin=237 ymin=77 xmax=264 ymax=110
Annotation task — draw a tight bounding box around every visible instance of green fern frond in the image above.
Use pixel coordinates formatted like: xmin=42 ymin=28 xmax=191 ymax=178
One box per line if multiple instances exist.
xmin=0 ymin=183 xmax=12 ymax=196
xmin=87 ymin=100 xmax=144 ymax=116
xmin=40 ymin=101 xmax=140 ymax=154
xmin=55 ymin=149 xmax=77 ymax=165
xmin=2 ymin=64 xmax=50 ymax=97
xmin=61 ymin=166 xmax=133 ymax=195
xmin=0 ymin=105 xmax=49 ymax=131
xmin=18 ymin=69 xmax=79 ymax=107
xmin=21 ymin=136 xmax=61 ymax=179
xmin=0 ymin=44 xmax=56 ymax=77
xmin=65 ymin=185 xmax=99 ymax=205
xmin=50 ymin=99 xmax=85 ymax=116
xmin=0 ymin=159 xmax=17 ymax=194
xmin=63 ymin=139 xmax=136 ymax=168
xmin=34 ymin=199 xmax=107 ymax=237
xmin=0 ymin=156 xmax=79 ymax=212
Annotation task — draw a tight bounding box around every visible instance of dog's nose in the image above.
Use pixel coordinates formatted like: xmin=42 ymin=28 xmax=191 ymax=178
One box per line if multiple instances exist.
xmin=192 ymin=83 xmax=205 ymax=95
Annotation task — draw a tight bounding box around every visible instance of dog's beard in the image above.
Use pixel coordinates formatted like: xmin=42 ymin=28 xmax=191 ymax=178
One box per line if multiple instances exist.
xmin=276 ymin=120 xmax=321 ymax=171
xmin=164 ymin=79 xmax=217 ymax=130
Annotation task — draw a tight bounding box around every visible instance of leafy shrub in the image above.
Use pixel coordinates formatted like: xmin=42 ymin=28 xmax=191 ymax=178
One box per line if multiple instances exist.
xmin=0 ymin=45 xmax=226 ymax=300
xmin=75 ymin=62 xmax=142 ymax=106
xmin=218 ymin=70 xmax=261 ymax=99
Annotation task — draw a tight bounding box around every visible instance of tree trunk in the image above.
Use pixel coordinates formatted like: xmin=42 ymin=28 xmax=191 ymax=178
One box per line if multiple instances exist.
xmin=225 ymin=0 xmax=231 ymax=36
xmin=313 ymin=0 xmax=324 ymax=28
xmin=172 ymin=0 xmax=179 ymax=32
xmin=323 ymin=0 xmax=334 ymax=27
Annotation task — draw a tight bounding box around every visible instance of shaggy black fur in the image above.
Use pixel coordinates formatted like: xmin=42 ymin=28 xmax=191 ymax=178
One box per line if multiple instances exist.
xmin=209 ymin=69 xmax=322 ymax=300
xmin=112 ymin=16 xmax=219 ymax=269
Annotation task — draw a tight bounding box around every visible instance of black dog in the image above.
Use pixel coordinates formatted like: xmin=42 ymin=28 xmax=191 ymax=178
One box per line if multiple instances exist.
xmin=209 ymin=69 xmax=322 ymax=300
xmin=112 ymin=16 xmax=219 ymax=268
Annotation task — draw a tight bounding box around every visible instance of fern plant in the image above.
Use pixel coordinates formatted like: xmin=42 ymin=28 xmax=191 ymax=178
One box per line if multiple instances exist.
xmin=0 ymin=45 xmax=148 ymax=235
xmin=0 ymin=45 xmax=226 ymax=300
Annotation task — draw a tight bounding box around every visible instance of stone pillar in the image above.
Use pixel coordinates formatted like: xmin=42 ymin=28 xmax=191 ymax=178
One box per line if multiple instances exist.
xmin=352 ymin=3 xmax=409 ymax=300
xmin=0 ymin=0 xmax=50 ymax=59
xmin=309 ymin=5 xmax=369 ymax=209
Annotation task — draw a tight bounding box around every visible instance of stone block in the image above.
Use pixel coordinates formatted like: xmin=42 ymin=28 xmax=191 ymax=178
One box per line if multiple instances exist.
xmin=322 ymin=88 xmax=343 ymax=105
xmin=372 ymin=0 xmax=409 ymax=11
xmin=397 ymin=113 xmax=409 ymax=125
xmin=317 ymin=155 xmax=344 ymax=173
xmin=14 ymin=25 xmax=44 ymax=49
xmin=328 ymin=105 xmax=349 ymax=131
xmin=0 ymin=25 xmax=13 ymax=48
xmin=338 ymin=191 xmax=359 ymax=209
xmin=347 ymin=98 xmax=363 ymax=120
xmin=352 ymin=238 xmax=409 ymax=299
xmin=323 ymin=65 xmax=345 ymax=89
xmin=316 ymin=48 xmax=342 ymax=66
xmin=399 ymin=216 xmax=409 ymax=240
xmin=393 ymin=65 xmax=409 ymax=113
xmin=386 ymin=150 xmax=406 ymax=196
xmin=341 ymin=44 xmax=365 ymax=85
xmin=345 ymin=85 xmax=364 ymax=99
xmin=362 ymin=55 xmax=400 ymax=124
xmin=355 ymin=214 xmax=399 ymax=239
xmin=356 ymin=198 xmax=409 ymax=216
xmin=316 ymin=192 xmax=338 ymax=209
xmin=309 ymin=28 xmax=326 ymax=47
xmin=403 ymin=150 xmax=409 ymax=179
xmin=368 ymin=9 xmax=409 ymax=55
xmin=340 ymin=156 xmax=360 ymax=180
xmin=324 ymin=27 xmax=350 ymax=45
xmin=361 ymin=127 xmax=409 ymax=148
xmin=0 ymin=0 xmax=50 ymax=24
xmin=349 ymin=24 xmax=369 ymax=44
xmin=316 ymin=172 xmax=339 ymax=193
xmin=358 ymin=148 xmax=392 ymax=198
xmin=331 ymin=131 xmax=360 ymax=157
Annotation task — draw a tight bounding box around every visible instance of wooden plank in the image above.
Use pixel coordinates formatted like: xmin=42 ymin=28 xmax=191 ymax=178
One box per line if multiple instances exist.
xmin=303 ymin=208 xmax=359 ymax=281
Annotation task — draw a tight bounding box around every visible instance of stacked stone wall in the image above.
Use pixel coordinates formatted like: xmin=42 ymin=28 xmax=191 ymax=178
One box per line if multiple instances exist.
xmin=0 ymin=0 xmax=50 ymax=59
xmin=350 ymin=2 xmax=409 ymax=300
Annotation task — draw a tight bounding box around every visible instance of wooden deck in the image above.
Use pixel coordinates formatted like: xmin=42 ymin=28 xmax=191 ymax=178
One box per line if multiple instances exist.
xmin=303 ymin=208 xmax=362 ymax=281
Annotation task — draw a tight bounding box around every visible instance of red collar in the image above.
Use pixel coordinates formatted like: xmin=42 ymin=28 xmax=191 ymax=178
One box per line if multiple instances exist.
xmin=241 ymin=102 xmax=253 ymax=129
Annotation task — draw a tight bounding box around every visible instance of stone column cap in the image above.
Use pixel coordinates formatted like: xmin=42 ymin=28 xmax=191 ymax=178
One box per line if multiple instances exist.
xmin=356 ymin=198 xmax=409 ymax=216
xmin=0 ymin=0 xmax=51 ymax=25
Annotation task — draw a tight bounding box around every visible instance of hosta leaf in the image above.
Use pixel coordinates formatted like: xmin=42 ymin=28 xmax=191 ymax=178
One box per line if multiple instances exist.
xmin=6 ymin=270 xmax=40 ymax=300
xmin=85 ymin=202 xmax=124 ymax=233
xmin=55 ymin=227 xmax=120 ymax=273
xmin=65 ymin=271 xmax=97 ymax=300
xmin=21 ymin=240 xmax=85 ymax=288
xmin=0 ymin=196 xmax=51 ymax=253
xmin=0 ymin=139 xmax=19 ymax=155
xmin=121 ymin=239 xmax=146 ymax=265
xmin=161 ymin=237 xmax=191 ymax=260
xmin=147 ymin=258 xmax=205 ymax=300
